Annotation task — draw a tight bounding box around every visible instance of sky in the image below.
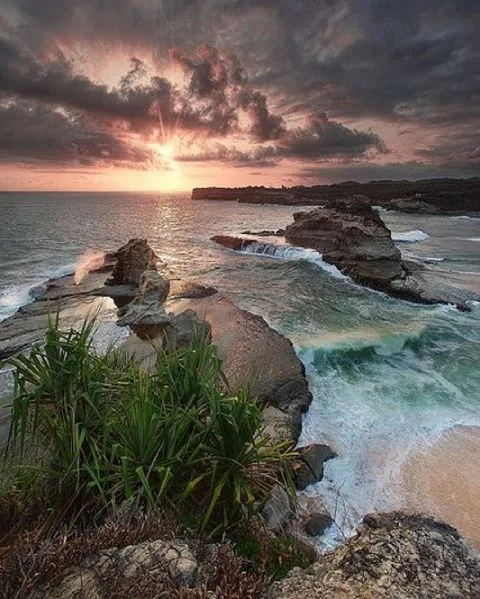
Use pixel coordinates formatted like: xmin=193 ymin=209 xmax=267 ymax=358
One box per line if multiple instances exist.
xmin=0 ymin=0 xmax=479 ymax=191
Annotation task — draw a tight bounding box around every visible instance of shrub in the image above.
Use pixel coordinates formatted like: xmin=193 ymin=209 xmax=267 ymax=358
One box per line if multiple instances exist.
xmin=1 ymin=317 xmax=293 ymax=536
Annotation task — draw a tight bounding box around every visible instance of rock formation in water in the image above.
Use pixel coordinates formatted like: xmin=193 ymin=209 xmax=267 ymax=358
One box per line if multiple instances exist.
xmin=285 ymin=199 xmax=404 ymax=291
xmin=211 ymin=201 xmax=479 ymax=308
xmin=268 ymin=512 xmax=480 ymax=599
xmin=283 ymin=201 xmax=479 ymax=308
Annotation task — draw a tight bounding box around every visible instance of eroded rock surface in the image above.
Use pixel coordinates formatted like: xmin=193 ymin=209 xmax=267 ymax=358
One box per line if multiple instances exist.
xmin=168 ymin=294 xmax=312 ymax=445
xmin=267 ymin=512 xmax=480 ymax=599
xmin=36 ymin=539 xmax=198 ymax=599
xmin=283 ymin=201 xmax=480 ymax=308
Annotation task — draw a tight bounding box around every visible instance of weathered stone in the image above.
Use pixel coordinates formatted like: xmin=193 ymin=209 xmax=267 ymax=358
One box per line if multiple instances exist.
xmin=302 ymin=509 xmax=333 ymax=537
xmin=106 ymin=238 xmax=160 ymax=287
xmin=298 ymin=444 xmax=337 ymax=480
xmin=162 ymin=309 xmax=212 ymax=350
xmin=41 ymin=568 xmax=100 ymax=599
xmin=37 ymin=539 xmax=198 ymax=598
xmin=116 ymin=300 xmax=171 ymax=339
xmin=261 ymin=406 xmax=300 ymax=446
xmin=267 ymin=512 xmax=480 ymax=599
xmin=292 ymin=444 xmax=337 ymax=490
xmin=168 ymin=295 xmax=312 ymax=445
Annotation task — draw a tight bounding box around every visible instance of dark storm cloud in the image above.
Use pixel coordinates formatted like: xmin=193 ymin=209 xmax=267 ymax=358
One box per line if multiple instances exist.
xmin=1 ymin=0 xmax=479 ymax=177
xmin=176 ymin=143 xmax=279 ymax=167
xmin=0 ymin=101 xmax=155 ymax=166
xmin=279 ymin=112 xmax=384 ymax=159
xmin=237 ymin=89 xmax=286 ymax=141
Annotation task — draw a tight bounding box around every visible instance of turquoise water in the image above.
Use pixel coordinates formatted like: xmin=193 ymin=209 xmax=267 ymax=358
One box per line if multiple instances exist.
xmin=0 ymin=192 xmax=479 ymax=545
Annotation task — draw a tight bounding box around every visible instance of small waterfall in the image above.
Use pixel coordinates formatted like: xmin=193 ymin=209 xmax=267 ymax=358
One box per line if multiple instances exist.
xmin=240 ymin=241 xmax=347 ymax=279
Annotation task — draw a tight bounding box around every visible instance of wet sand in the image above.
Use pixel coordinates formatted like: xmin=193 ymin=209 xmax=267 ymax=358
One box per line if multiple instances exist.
xmin=402 ymin=424 xmax=480 ymax=549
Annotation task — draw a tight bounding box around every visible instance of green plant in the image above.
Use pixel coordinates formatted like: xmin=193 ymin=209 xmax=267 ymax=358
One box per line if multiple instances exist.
xmin=1 ymin=316 xmax=293 ymax=536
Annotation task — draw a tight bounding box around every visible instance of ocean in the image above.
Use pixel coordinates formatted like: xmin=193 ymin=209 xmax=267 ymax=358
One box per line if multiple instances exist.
xmin=1 ymin=191 xmax=479 ymax=548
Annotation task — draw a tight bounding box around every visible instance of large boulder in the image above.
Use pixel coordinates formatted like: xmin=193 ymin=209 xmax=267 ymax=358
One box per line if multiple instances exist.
xmin=285 ymin=201 xmax=403 ymax=288
xmin=267 ymin=512 xmax=480 ymax=599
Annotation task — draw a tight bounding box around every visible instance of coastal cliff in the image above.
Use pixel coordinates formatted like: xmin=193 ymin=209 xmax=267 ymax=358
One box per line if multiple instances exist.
xmin=192 ymin=177 xmax=480 ymax=214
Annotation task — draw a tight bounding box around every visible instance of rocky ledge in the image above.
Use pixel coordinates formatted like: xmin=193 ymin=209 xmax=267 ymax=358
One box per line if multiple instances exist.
xmin=212 ymin=200 xmax=479 ymax=309
xmin=284 ymin=201 xmax=479 ymax=308
xmin=0 ymin=238 xmax=314 ymax=451
xmin=268 ymin=512 xmax=480 ymax=599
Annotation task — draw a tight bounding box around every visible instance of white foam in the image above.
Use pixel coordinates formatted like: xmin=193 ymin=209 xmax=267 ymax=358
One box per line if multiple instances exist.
xmin=392 ymin=229 xmax=430 ymax=243
xmin=240 ymin=241 xmax=347 ymax=279
xmin=0 ymin=284 xmax=36 ymax=321
xmin=0 ymin=262 xmax=75 ymax=323
xmin=402 ymin=251 xmax=444 ymax=264
xmin=466 ymin=237 xmax=480 ymax=242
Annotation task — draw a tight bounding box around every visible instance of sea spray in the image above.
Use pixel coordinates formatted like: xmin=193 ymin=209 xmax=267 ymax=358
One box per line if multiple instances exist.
xmin=74 ymin=249 xmax=107 ymax=285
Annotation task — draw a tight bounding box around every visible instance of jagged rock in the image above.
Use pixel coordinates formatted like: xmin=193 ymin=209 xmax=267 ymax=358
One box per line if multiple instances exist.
xmin=106 ymin=238 xmax=160 ymax=287
xmin=282 ymin=202 xmax=478 ymax=308
xmin=302 ymin=509 xmax=333 ymax=537
xmin=117 ymin=301 xmax=171 ymax=339
xmin=285 ymin=200 xmax=403 ymax=288
xmin=292 ymin=444 xmax=337 ymax=490
xmin=267 ymin=512 xmax=480 ymax=599
xmin=110 ymin=242 xmax=171 ymax=338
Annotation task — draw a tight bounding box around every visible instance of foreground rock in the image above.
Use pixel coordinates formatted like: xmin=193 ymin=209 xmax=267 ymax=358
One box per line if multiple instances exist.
xmin=268 ymin=512 xmax=480 ymax=599
xmin=36 ymin=539 xmax=199 ymax=599
xmin=124 ymin=293 xmax=312 ymax=446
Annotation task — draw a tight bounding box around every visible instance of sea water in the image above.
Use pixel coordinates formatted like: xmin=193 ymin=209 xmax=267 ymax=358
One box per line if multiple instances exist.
xmin=0 ymin=192 xmax=479 ymax=547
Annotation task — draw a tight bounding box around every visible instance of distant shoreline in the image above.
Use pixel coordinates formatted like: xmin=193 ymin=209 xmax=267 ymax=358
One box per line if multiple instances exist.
xmin=192 ymin=177 xmax=480 ymax=215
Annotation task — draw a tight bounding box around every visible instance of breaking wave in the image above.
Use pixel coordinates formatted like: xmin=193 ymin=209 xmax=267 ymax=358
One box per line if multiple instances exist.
xmin=392 ymin=230 xmax=430 ymax=243
xmin=240 ymin=241 xmax=347 ymax=279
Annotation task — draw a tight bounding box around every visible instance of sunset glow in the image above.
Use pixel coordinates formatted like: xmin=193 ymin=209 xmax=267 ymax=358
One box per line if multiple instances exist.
xmin=0 ymin=1 xmax=478 ymax=190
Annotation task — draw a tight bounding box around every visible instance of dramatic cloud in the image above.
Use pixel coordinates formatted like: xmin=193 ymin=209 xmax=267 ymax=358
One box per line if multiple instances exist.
xmin=0 ymin=0 xmax=478 ymax=181
xmin=0 ymin=101 xmax=156 ymax=167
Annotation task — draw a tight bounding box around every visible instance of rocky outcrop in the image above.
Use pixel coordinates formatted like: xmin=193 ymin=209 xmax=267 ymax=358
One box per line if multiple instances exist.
xmin=285 ymin=200 xmax=403 ymax=288
xmin=283 ymin=202 xmax=479 ymax=308
xmin=268 ymin=512 xmax=480 ymax=599
xmin=292 ymin=444 xmax=337 ymax=491
xmin=167 ymin=294 xmax=312 ymax=445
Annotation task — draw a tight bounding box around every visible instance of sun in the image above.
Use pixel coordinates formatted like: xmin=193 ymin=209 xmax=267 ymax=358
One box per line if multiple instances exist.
xmin=147 ymin=142 xmax=183 ymax=190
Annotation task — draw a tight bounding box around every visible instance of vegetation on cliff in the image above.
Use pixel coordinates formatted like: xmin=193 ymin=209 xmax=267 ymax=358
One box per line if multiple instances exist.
xmin=1 ymin=317 xmax=293 ymax=536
